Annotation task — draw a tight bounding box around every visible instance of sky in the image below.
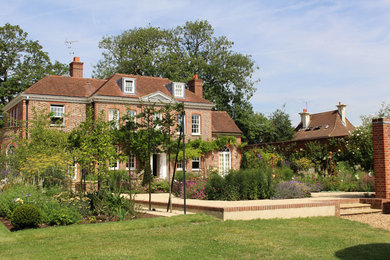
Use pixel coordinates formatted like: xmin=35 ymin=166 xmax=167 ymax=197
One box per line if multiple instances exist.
xmin=1 ymin=0 xmax=390 ymax=126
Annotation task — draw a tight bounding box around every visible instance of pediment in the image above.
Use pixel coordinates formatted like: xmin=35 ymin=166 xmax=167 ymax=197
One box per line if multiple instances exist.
xmin=140 ymin=91 xmax=175 ymax=103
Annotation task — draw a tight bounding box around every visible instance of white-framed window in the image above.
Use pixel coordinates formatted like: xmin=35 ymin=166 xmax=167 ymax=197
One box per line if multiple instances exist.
xmin=153 ymin=112 xmax=162 ymax=129
xmin=127 ymin=110 xmax=136 ymax=123
xmin=9 ymin=108 xmax=17 ymax=127
xmin=192 ymin=157 xmax=200 ymax=171
xmin=219 ymin=146 xmax=231 ymax=176
xmin=109 ymin=108 xmax=119 ymax=129
xmin=192 ymin=114 xmax=200 ymax=135
xmin=109 ymin=146 xmax=119 ymax=170
xmin=123 ymin=78 xmax=136 ymax=94
xmin=176 ymin=160 xmax=183 ymax=170
xmin=126 ymin=154 xmax=136 ymax=170
xmin=174 ymin=83 xmax=185 ymax=98
xmin=50 ymin=105 xmax=64 ymax=126
xmin=177 ymin=114 xmax=185 ymax=134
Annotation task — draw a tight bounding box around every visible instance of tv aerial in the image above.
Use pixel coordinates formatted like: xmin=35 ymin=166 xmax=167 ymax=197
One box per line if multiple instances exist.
xmin=65 ymin=40 xmax=79 ymax=61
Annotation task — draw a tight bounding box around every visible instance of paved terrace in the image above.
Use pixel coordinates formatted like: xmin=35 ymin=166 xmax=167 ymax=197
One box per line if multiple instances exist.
xmin=131 ymin=192 xmax=374 ymax=220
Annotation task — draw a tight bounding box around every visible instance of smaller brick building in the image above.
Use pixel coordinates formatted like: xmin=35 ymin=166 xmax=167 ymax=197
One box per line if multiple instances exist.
xmin=294 ymin=102 xmax=355 ymax=142
xmin=1 ymin=57 xmax=242 ymax=179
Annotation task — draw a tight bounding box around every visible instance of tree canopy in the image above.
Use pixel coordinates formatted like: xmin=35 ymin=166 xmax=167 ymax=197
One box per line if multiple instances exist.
xmin=0 ymin=23 xmax=68 ymax=106
xmin=93 ymin=20 xmax=259 ymax=142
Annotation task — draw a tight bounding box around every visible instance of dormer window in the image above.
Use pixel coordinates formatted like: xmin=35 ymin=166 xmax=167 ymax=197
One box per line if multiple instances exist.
xmin=173 ymin=82 xmax=185 ymax=98
xmin=122 ymin=78 xmax=136 ymax=94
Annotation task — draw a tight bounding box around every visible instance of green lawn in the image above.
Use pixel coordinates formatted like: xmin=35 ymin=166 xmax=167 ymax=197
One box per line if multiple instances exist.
xmin=1 ymin=214 xmax=390 ymax=259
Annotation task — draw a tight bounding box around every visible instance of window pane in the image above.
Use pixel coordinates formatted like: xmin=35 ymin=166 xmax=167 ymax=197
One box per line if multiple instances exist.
xmin=127 ymin=110 xmax=136 ymax=123
xmin=124 ymin=80 xmax=134 ymax=93
xmin=192 ymin=115 xmax=200 ymax=134
xmin=192 ymin=157 xmax=200 ymax=170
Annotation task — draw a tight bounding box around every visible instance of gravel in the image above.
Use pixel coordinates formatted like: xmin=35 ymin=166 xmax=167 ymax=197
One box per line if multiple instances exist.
xmin=341 ymin=213 xmax=390 ymax=231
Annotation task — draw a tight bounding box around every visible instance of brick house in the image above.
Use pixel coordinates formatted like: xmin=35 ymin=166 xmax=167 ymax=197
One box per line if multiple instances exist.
xmin=1 ymin=57 xmax=242 ymax=179
xmin=294 ymin=102 xmax=355 ymax=142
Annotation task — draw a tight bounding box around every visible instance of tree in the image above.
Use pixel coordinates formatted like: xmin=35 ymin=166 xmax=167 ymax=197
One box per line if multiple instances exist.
xmin=13 ymin=108 xmax=72 ymax=187
xmin=268 ymin=106 xmax=295 ymax=142
xmin=68 ymin=109 xmax=117 ymax=191
xmin=0 ymin=23 xmax=68 ymax=107
xmin=239 ymin=112 xmax=274 ymax=144
xmin=93 ymin=20 xmax=259 ymax=142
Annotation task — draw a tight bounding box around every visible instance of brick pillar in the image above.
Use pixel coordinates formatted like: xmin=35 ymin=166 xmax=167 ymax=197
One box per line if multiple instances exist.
xmin=373 ymin=118 xmax=390 ymax=199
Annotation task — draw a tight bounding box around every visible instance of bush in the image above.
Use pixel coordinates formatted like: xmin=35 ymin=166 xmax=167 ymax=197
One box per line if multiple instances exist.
xmin=176 ymin=178 xmax=208 ymax=200
xmin=204 ymin=174 xmax=225 ymax=200
xmin=11 ymin=204 xmax=42 ymax=229
xmin=87 ymin=190 xmax=135 ymax=218
xmin=174 ymin=171 xmax=199 ymax=182
xmin=272 ymin=181 xmax=311 ymax=199
xmin=205 ymin=167 xmax=274 ymax=201
xmin=275 ymin=166 xmax=294 ymax=181
xmin=46 ymin=205 xmax=82 ymax=225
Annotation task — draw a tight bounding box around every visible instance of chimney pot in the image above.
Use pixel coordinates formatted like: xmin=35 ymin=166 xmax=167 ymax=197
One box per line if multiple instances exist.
xmin=74 ymin=57 xmax=80 ymax=62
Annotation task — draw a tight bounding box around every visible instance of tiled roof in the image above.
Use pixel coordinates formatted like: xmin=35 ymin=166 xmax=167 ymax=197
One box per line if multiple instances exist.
xmin=24 ymin=75 xmax=106 ymax=97
xmin=24 ymin=73 xmax=212 ymax=104
xmin=294 ymin=110 xmax=355 ymax=141
xmin=91 ymin=74 xmax=212 ymax=103
xmin=212 ymin=111 xmax=242 ymax=134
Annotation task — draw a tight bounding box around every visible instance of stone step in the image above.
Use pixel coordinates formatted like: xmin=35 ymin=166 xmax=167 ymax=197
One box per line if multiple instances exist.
xmin=340 ymin=207 xmax=382 ymax=216
xmin=340 ymin=203 xmax=371 ymax=210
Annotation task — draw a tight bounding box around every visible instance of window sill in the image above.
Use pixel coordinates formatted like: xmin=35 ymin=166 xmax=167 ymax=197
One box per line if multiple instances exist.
xmin=192 ymin=133 xmax=200 ymax=136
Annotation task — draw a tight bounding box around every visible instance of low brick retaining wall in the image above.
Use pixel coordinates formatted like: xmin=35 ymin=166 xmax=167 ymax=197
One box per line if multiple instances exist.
xmin=135 ymin=199 xmax=344 ymax=221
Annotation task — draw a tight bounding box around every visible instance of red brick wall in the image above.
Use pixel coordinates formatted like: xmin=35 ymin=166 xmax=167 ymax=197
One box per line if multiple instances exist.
xmin=373 ymin=118 xmax=390 ymax=199
xmin=28 ymin=101 xmax=88 ymax=132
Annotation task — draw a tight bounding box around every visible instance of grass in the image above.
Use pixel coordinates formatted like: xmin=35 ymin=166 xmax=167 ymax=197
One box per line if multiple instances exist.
xmin=1 ymin=214 xmax=390 ymax=259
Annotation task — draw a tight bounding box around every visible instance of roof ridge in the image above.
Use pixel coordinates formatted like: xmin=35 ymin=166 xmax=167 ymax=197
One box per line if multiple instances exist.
xmin=114 ymin=73 xmax=170 ymax=80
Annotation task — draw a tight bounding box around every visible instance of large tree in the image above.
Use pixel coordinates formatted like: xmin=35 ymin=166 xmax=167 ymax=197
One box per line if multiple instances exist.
xmin=0 ymin=23 xmax=67 ymax=106
xmin=93 ymin=20 xmax=259 ymax=142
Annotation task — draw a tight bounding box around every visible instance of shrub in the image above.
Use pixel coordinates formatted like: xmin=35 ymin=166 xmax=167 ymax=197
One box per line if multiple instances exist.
xmin=47 ymin=205 xmax=82 ymax=225
xmin=174 ymin=171 xmax=199 ymax=182
xmin=206 ymin=167 xmax=274 ymax=201
xmin=176 ymin=178 xmax=208 ymax=200
xmin=275 ymin=166 xmax=294 ymax=181
xmin=87 ymin=190 xmax=135 ymax=218
xmin=205 ymin=174 xmax=225 ymax=200
xmin=11 ymin=204 xmax=42 ymax=229
xmin=272 ymin=181 xmax=311 ymax=199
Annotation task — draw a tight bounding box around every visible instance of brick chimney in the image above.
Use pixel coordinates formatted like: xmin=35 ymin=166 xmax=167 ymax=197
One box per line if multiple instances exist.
xmin=69 ymin=57 xmax=83 ymax=78
xmin=336 ymin=101 xmax=347 ymax=125
xmin=188 ymin=74 xmax=203 ymax=98
xmin=299 ymin=109 xmax=310 ymax=129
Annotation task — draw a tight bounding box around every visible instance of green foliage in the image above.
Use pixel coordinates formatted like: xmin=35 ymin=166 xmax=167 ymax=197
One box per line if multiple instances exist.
xmin=294 ymin=157 xmax=315 ymax=172
xmin=93 ymin=20 xmax=258 ymax=143
xmin=46 ymin=204 xmax=82 ymax=226
xmin=11 ymin=204 xmax=42 ymax=229
xmin=69 ymin=108 xmax=117 ymax=190
xmin=0 ymin=23 xmax=67 ymax=109
xmin=205 ymin=167 xmax=274 ymax=200
xmin=87 ymin=190 xmax=135 ymax=218
xmin=12 ymin=109 xmax=72 ymax=187
xmin=241 ymin=148 xmax=282 ymax=169
xmin=268 ymin=106 xmax=295 ymax=142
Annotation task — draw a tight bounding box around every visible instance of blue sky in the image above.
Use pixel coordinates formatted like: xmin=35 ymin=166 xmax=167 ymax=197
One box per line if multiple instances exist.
xmin=1 ymin=0 xmax=390 ymax=126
